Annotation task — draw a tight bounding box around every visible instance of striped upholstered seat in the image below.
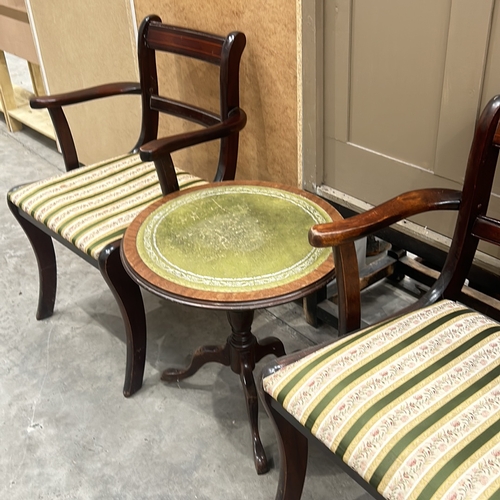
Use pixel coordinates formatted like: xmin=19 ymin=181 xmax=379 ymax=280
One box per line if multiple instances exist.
xmin=8 ymin=153 xmax=206 ymax=260
xmin=263 ymin=300 xmax=500 ymax=499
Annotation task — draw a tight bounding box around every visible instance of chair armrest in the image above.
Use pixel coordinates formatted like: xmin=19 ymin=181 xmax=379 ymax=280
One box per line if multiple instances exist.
xmin=309 ymin=188 xmax=462 ymax=247
xmin=30 ymin=82 xmax=141 ymax=109
xmin=30 ymin=82 xmax=141 ymax=172
xmin=138 ymin=108 xmax=247 ymax=161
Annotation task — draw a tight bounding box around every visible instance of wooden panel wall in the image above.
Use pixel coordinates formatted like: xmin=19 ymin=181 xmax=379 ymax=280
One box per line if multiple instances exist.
xmin=133 ymin=0 xmax=298 ymax=185
xmin=0 ymin=0 xmax=37 ymax=62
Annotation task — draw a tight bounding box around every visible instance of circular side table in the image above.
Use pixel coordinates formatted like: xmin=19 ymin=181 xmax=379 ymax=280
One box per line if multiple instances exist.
xmin=121 ymin=180 xmax=339 ymax=474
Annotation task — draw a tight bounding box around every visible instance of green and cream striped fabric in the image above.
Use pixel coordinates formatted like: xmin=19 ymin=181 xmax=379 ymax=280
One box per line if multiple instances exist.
xmin=263 ymin=300 xmax=500 ymax=499
xmin=8 ymin=153 xmax=207 ymax=260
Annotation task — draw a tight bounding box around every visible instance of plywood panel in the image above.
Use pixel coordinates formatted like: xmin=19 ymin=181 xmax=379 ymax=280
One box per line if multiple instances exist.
xmin=0 ymin=0 xmax=26 ymax=9
xmin=133 ymin=0 xmax=298 ymax=186
xmin=0 ymin=14 xmax=37 ymax=62
xmin=26 ymin=0 xmax=141 ymax=165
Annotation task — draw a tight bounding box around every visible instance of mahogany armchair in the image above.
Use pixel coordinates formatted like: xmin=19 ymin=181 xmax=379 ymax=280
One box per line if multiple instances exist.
xmin=7 ymin=15 xmax=246 ymax=397
xmin=261 ymin=95 xmax=500 ymax=499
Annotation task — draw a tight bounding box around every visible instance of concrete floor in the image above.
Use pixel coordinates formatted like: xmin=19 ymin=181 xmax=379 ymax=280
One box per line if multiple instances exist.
xmin=0 ymin=56 xmax=418 ymax=500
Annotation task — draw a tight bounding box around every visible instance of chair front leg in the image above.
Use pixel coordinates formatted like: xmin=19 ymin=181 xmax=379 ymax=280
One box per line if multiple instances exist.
xmin=8 ymin=200 xmax=57 ymax=320
xmin=98 ymin=242 xmax=146 ymax=397
xmin=264 ymin=393 xmax=309 ymax=500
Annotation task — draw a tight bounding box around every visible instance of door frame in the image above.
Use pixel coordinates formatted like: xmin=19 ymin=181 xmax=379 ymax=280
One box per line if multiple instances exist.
xmin=299 ymin=0 xmax=324 ymax=192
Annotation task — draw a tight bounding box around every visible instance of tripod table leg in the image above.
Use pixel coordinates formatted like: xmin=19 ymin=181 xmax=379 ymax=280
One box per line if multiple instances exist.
xmin=239 ymin=356 xmax=269 ymax=474
xmin=162 ymin=343 xmax=230 ymax=382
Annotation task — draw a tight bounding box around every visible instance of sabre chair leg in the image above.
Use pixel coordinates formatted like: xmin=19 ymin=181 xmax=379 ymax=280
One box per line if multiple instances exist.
xmin=9 ymin=201 xmax=57 ymax=320
xmin=266 ymin=395 xmax=309 ymax=500
xmin=99 ymin=243 xmax=146 ymax=397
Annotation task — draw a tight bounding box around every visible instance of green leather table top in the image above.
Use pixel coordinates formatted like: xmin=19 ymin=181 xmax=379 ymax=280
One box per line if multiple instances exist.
xmin=135 ymin=184 xmax=333 ymax=294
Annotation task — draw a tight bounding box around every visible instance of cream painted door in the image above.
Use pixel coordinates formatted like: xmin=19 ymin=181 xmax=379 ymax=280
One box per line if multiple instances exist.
xmin=310 ymin=0 xmax=500 ymax=247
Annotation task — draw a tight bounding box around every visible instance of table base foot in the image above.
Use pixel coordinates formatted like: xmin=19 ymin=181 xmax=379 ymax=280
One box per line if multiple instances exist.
xmin=255 ymin=336 xmax=286 ymax=360
xmin=161 ymin=344 xmax=230 ymax=382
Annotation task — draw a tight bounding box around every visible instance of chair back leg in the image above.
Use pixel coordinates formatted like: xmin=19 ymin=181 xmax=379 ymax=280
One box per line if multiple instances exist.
xmin=8 ymin=199 xmax=57 ymax=320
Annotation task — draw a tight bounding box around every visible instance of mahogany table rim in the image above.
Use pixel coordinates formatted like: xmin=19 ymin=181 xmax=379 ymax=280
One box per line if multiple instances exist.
xmin=121 ymin=180 xmax=337 ymax=310
xmin=120 ymin=261 xmax=334 ymax=311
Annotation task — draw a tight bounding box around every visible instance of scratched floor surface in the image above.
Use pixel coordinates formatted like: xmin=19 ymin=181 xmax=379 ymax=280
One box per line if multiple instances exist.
xmin=0 ymin=55 xmax=417 ymax=500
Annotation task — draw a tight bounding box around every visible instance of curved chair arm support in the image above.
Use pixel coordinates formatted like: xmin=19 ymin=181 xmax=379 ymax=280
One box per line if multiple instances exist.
xmin=30 ymin=82 xmax=141 ymax=109
xmin=139 ymin=107 xmax=247 ymax=161
xmin=309 ymin=188 xmax=462 ymax=248
xmin=30 ymin=82 xmax=141 ymax=172
xmin=46 ymin=107 xmax=80 ymax=171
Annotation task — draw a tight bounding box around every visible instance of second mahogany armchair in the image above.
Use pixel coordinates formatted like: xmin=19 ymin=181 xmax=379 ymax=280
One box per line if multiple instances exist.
xmin=261 ymin=95 xmax=500 ymax=499
xmin=7 ymin=15 xmax=246 ymax=397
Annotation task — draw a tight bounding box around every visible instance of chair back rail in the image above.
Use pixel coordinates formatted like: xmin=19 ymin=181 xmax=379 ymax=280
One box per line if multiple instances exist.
xmin=473 ymin=215 xmax=500 ymax=244
xmin=136 ymin=15 xmax=246 ymax=185
xmin=145 ymin=23 xmax=225 ymax=63
xmin=149 ymin=96 xmax=219 ymax=127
